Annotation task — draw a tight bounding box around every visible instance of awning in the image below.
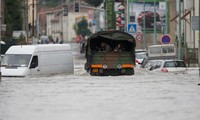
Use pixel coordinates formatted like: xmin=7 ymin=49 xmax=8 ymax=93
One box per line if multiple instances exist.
xmin=181 ymin=10 xmax=191 ymax=24
xmin=170 ymin=10 xmax=191 ymax=24
xmin=170 ymin=14 xmax=179 ymax=22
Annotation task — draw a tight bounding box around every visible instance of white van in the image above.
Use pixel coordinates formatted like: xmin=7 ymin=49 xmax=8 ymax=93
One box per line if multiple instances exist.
xmin=1 ymin=44 xmax=74 ymax=77
xmin=148 ymin=44 xmax=177 ymax=59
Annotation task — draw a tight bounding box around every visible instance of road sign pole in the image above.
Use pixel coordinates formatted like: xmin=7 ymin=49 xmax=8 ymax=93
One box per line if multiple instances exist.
xmin=165 ymin=0 xmax=168 ymax=34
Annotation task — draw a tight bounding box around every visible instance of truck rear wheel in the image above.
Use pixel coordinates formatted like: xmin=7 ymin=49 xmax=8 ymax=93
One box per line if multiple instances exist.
xmin=125 ymin=69 xmax=134 ymax=75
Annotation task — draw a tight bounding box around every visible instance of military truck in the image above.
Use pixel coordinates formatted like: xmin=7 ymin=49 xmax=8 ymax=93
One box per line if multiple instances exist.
xmin=84 ymin=30 xmax=136 ymax=76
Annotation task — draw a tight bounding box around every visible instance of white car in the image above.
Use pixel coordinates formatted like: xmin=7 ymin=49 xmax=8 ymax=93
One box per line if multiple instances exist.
xmin=145 ymin=59 xmax=187 ymax=74
xmin=135 ymin=52 xmax=147 ymax=67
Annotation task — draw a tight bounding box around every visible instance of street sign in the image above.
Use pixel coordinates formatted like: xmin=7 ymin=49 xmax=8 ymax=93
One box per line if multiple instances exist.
xmin=136 ymin=33 xmax=143 ymax=42
xmin=161 ymin=34 xmax=171 ymax=44
xmin=127 ymin=24 xmax=137 ymax=33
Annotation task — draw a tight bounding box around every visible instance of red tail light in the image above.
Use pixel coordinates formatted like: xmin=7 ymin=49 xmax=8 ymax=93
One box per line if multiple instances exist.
xmin=161 ymin=68 xmax=168 ymax=72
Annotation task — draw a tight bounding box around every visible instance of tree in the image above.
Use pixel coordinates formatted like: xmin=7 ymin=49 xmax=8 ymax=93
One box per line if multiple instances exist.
xmin=74 ymin=17 xmax=91 ymax=38
xmin=4 ymin=0 xmax=23 ymax=39
xmin=83 ymin=0 xmax=103 ymax=7
xmin=106 ymin=0 xmax=115 ymax=29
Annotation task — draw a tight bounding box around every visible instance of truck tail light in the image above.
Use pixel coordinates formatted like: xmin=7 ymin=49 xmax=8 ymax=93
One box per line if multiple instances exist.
xmin=91 ymin=64 xmax=103 ymax=68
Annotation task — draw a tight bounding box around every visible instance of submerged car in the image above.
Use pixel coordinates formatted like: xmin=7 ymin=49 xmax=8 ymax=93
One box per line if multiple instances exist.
xmin=135 ymin=52 xmax=147 ymax=67
xmin=145 ymin=59 xmax=187 ymax=74
xmin=84 ymin=30 xmax=136 ymax=76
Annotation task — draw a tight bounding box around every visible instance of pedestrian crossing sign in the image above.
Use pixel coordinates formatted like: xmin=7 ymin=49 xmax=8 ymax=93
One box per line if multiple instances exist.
xmin=127 ymin=24 xmax=137 ymax=33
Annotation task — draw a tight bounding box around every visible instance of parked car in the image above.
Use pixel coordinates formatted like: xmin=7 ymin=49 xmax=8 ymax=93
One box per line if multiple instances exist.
xmin=135 ymin=49 xmax=147 ymax=53
xmin=145 ymin=59 xmax=187 ymax=74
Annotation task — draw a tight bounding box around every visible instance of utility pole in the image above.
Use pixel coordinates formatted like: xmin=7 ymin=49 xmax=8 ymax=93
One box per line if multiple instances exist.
xmin=0 ymin=0 xmax=2 ymax=81
xmin=193 ymin=0 xmax=195 ymax=49
xmin=178 ymin=0 xmax=182 ymax=60
xmin=22 ymin=0 xmax=28 ymax=43
xmin=153 ymin=0 xmax=157 ymax=45
xmin=32 ymin=0 xmax=35 ymax=37
xmin=199 ymin=0 xmax=200 ymax=76
xmin=36 ymin=0 xmax=39 ymax=39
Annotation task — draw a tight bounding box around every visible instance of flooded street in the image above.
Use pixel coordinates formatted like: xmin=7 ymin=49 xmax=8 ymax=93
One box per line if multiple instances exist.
xmin=0 ymin=43 xmax=200 ymax=120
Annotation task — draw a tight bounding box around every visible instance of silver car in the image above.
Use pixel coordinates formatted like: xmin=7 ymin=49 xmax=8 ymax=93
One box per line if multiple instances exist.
xmin=145 ymin=59 xmax=187 ymax=74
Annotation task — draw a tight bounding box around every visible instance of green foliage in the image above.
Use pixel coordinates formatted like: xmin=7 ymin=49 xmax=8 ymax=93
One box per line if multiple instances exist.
xmin=106 ymin=0 xmax=115 ymax=29
xmin=17 ymin=33 xmax=26 ymax=44
xmin=4 ymin=0 xmax=23 ymax=39
xmin=74 ymin=17 xmax=91 ymax=37
xmin=83 ymin=0 xmax=103 ymax=7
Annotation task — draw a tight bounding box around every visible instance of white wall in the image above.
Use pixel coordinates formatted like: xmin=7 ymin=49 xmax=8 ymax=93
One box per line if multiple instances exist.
xmin=62 ymin=12 xmax=88 ymax=42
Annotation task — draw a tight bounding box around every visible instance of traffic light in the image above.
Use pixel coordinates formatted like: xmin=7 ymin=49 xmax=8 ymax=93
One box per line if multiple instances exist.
xmin=63 ymin=5 xmax=68 ymax=16
xmin=74 ymin=1 xmax=80 ymax=12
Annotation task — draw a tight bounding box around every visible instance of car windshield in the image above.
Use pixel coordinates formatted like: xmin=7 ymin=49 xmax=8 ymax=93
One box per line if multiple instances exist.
xmin=164 ymin=61 xmax=186 ymax=67
xmin=1 ymin=54 xmax=32 ymax=67
xmin=136 ymin=53 xmax=147 ymax=59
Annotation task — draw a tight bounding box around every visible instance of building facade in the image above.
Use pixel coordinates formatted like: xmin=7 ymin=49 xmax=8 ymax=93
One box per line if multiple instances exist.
xmin=44 ymin=2 xmax=103 ymax=42
xmin=171 ymin=0 xmax=199 ymax=61
xmin=28 ymin=0 xmax=37 ymax=37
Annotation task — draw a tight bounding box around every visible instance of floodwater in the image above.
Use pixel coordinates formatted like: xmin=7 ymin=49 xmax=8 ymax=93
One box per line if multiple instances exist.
xmin=0 ymin=43 xmax=200 ymax=120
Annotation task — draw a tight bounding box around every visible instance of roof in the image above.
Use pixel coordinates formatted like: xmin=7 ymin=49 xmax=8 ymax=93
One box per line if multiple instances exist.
xmin=6 ymin=44 xmax=72 ymax=54
xmin=88 ymin=30 xmax=135 ymax=42
xmin=148 ymin=44 xmax=175 ymax=48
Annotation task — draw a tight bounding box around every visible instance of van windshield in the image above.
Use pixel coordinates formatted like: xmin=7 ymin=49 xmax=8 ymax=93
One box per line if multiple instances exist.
xmin=1 ymin=54 xmax=32 ymax=67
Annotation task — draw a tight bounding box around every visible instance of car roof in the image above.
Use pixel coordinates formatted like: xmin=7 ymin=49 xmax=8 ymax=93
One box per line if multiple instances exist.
xmin=149 ymin=59 xmax=185 ymax=62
